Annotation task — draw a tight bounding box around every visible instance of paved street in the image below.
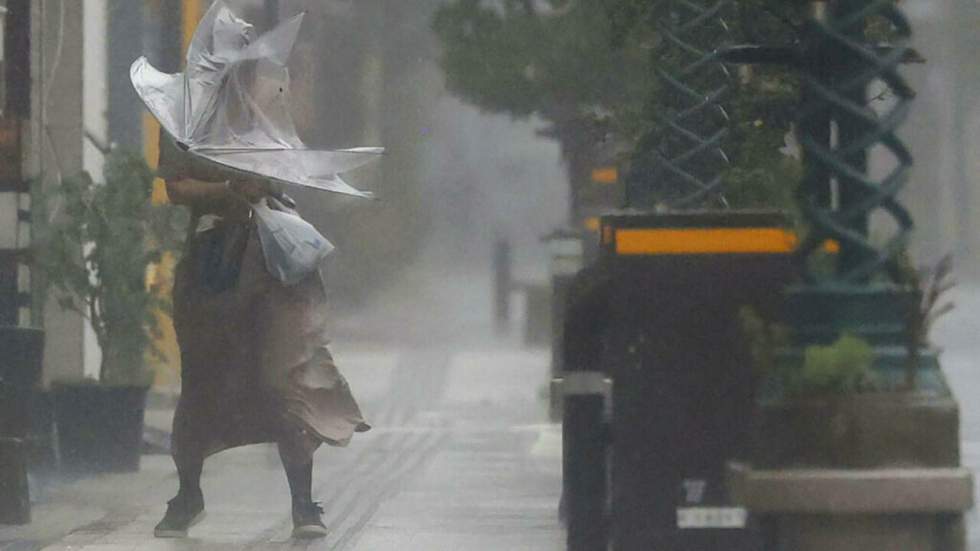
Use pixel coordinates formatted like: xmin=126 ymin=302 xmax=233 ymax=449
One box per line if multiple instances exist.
xmin=0 ymin=344 xmax=563 ymax=551
xmin=0 ymin=268 xmax=565 ymax=551
xmin=4 ymin=271 xmax=979 ymax=550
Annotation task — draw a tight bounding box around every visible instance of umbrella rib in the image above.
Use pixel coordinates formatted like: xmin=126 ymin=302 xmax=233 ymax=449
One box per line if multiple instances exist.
xmin=191 ymin=147 xmax=383 ymax=154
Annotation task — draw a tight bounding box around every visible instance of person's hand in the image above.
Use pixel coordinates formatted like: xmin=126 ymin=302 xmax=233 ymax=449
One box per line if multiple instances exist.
xmin=228 ymin=179 xmax=270 ymax=204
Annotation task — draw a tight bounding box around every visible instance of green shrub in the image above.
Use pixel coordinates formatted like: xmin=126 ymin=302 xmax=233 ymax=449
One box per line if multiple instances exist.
xmin=739 ymin=307 xmax=878 ymax=396
xmin=737 ymin=305 xmax=790 ymax=379
xmin=34 ymin=150 xmax=184 ymax=386
xmin=791 ymin=334 xmax=876 ymax=396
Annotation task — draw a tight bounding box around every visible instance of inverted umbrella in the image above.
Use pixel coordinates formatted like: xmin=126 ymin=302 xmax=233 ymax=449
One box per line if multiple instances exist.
xmin=130 ymin=0 xmax=382 ymax=198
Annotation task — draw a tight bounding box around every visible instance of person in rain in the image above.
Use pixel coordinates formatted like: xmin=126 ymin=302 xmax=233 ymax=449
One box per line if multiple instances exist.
xmin=145 ymin=4 xmax=371 ymax=540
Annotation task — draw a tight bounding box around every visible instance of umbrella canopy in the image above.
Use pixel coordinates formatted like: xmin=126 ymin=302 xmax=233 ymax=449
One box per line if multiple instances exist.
xmin=131 ymin=0 xmax=382 ymax=198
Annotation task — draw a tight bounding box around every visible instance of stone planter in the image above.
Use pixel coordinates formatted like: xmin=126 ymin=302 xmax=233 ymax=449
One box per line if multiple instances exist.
xmin=0 ymin=327 xmax=45 ymax=439
xmin=728 ymin=463 xmax=971 ymax=551
xmin=752 ymin=391 xmax=960 ymax=469
xmin=731 ymin=390 xmax=973 ymax=551
xmin=0 ymin=437 xmax=30 ymax=525
xmin=52 ymin=383 xmax=150 ymax=474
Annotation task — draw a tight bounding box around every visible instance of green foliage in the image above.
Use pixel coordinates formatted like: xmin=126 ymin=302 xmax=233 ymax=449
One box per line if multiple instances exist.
xmin=896 ymin=253 xmax=956 ymax=388
xmin=722 ymin=64 xmax=803 ymax=212
xmin=738 ymin=305 xmax=791 ymax=379
xmin=434 ymin=0 xmax=807 ymax=211
xmin=34 ymin=151 xmax=185 ymax=386
xmin=676 ymin=1 xmax=805 ymax=210
xmin=790 ymin=334 xmax=876 ymax=396
xmin=433 ymin=0 xmax=655 ymax=132
xmin=435 ymin=1 xmax=906 ymax=212
xmin=740 ymin=310 xmax=883 ymax=396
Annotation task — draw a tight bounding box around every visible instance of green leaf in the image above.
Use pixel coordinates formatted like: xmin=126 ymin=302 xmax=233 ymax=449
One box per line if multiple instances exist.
xmin=32 ymin=149 xmax=186 ymax=384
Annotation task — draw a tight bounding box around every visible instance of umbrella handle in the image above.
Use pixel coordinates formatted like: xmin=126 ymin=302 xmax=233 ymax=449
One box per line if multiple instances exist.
xmin=270 ymin=190 xmax=296 ymax=209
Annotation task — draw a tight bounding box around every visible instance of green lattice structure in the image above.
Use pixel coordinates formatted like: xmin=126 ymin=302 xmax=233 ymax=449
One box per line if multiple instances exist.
xmin=627 ymin=0 xmax=734 ymax=209
xmin=795 ymin=0 xmax=915 ymax=286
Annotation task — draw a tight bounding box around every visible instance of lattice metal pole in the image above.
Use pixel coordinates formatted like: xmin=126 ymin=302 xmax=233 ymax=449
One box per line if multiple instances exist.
xmin=716 ymin=0 xmax=925 ymax=357
xmin=795 ymin=0 xmax=915 ymax=286
xmin=627 ymin=0 xmax=734 ymax=209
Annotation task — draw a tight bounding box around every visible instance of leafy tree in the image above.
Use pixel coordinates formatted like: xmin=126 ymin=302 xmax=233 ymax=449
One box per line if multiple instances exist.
xmin=34 ymin=151 xmax=185 ymax=386
xmin=441 ymin=0 xmax=915 ymax=217
xmin=436 ymin=1 xmax=915 ymax=215
xmin=433 ymin=0 xmax=656 ymax=213
xmin=434 ymin=0 xmax=653 ymax=126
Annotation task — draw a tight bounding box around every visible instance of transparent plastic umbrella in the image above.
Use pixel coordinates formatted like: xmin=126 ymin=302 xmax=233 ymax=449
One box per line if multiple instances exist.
xmin=130 ymin=0 xmax=382 ymax=198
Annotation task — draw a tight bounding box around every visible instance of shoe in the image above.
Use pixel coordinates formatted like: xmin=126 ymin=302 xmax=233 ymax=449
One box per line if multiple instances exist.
xmin=154 ymin=492 xmax=205 ymax=538
xmin=291 ymin=501 xmax=328 ymax=539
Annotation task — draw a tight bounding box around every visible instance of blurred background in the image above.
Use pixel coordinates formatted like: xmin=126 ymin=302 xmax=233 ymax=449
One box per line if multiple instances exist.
xmin=0 ymin=0 xmax=971 ymax=386
xmin=0 ymin=1 xmax=977 ymax=549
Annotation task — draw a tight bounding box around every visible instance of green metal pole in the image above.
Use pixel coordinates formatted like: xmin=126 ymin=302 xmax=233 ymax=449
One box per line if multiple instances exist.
xmin=795 ymin=0 xmax=914 ymax=288
xmin=834 ymin=0 xmax=872 ymax=279
xmin=797 ymin=1 xmax=834 ymax=225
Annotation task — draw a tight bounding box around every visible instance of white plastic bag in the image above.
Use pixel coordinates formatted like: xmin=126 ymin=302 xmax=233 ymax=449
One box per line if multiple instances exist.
xmin=253 ymin=200 xmax=335 ymax=286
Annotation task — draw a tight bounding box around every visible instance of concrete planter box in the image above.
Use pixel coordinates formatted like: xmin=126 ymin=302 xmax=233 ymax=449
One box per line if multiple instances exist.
xmin=753 ymin=392 xmax=960 ymax=469
xmin=52 ymin=383 xmax=149 ymax=474
xmin=0 ymin=328 xmax=45 ymax=439
xmin=732 ymin=391 xmax=973 ymax=551
xmin=0 ymin=437 xmax=30 ymax=525
xmin=728 ymin=463 xmax=972 ymax=551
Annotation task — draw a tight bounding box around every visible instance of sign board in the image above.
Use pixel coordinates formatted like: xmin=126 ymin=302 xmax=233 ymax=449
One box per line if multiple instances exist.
xmin=591 ymin=167 xmax=619 ymax=185
xmin=677 ymin=507 xmax=748 ymax=529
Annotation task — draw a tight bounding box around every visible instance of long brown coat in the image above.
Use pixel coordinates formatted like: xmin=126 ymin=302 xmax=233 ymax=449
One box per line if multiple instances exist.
xmin=162 ymin=138 xmax=369 ymax=462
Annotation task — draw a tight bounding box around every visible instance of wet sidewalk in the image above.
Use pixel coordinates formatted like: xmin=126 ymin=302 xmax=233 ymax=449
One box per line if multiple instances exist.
xmin=0 ymin=343 xmax=564 ymax=551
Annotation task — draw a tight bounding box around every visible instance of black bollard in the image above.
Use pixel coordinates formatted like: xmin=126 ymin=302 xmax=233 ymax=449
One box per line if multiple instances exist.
xmin=492 ymin=239 xmax=512 ymax=333
xmin=545 ymin=230 xmax=585 ymax=421
xmin=0 ymin=328 xmax=45 ymax=439
xmin=564 ymin=371 xmax=609 ymax=551
xmin=0 ymin=437 xmax=30 ymax=525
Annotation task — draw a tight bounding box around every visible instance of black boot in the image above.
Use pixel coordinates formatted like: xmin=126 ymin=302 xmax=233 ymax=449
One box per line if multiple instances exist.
xmin=291 ymin=500 xmax=327 ymax=539
xmin=154 ymin=492 xmax=205 ymax=538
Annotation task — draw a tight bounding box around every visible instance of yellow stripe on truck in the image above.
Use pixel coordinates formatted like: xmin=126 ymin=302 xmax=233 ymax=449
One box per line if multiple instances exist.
xmin=615 ymin=228 xmax=798 ymax=255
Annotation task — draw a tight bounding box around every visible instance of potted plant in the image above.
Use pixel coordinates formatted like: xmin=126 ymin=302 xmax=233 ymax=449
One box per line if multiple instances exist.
xmin=740 ymin=256 xmax=959 ymax=470
xmin=34 ymin=150 xmax=180 ymax=474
